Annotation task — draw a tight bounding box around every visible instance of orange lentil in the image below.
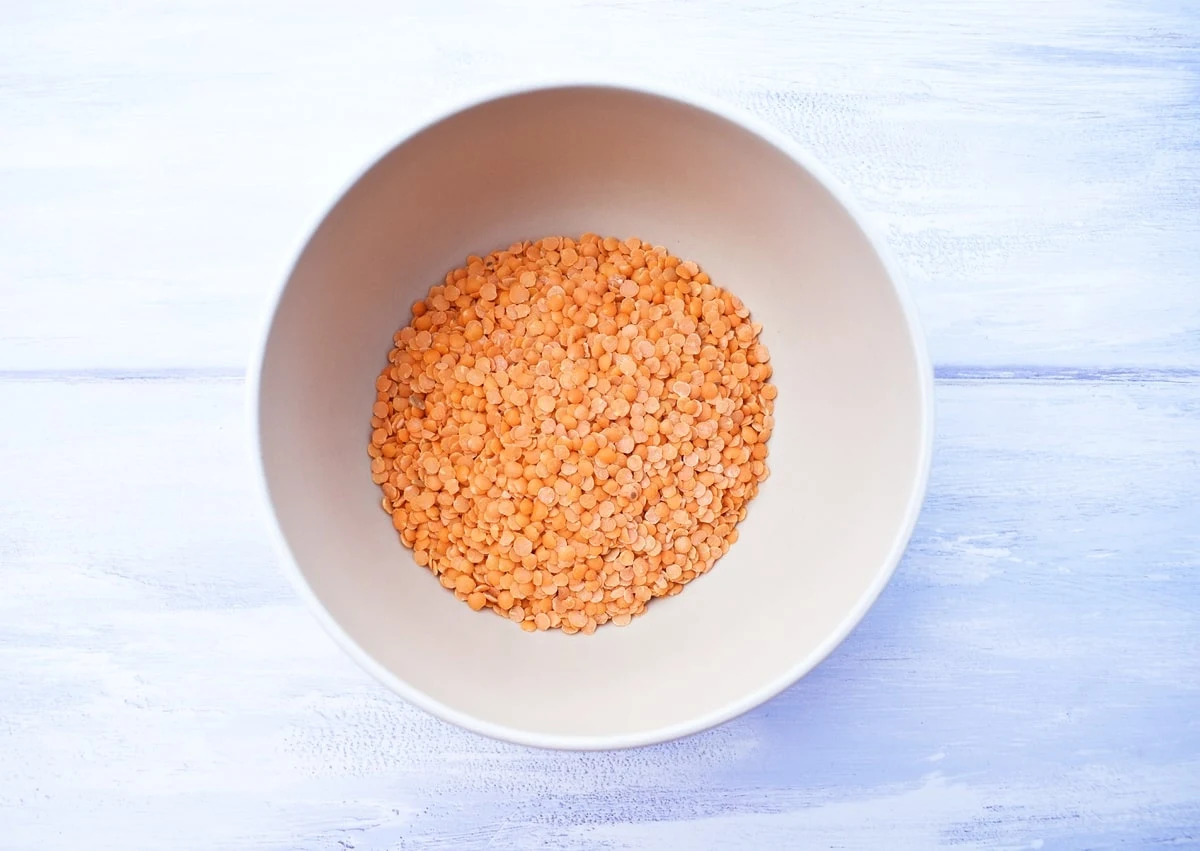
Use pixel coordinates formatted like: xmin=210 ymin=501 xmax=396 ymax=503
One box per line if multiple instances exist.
xmin=370 ymin=235 xmax=772 ymax=632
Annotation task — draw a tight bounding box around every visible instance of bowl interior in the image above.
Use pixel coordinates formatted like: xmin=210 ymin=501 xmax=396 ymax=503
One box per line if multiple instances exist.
xmin=256 ymin=85 xmax=929 ymax=747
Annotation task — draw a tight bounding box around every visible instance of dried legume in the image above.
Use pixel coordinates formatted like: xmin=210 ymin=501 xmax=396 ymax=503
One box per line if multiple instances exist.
xmin=368 ymin=235 xmax=774 ymax=634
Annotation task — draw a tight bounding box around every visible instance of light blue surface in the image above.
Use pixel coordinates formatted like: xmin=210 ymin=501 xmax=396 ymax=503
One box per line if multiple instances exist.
xmin=1 ymin=0 xmax=1197 ymax=848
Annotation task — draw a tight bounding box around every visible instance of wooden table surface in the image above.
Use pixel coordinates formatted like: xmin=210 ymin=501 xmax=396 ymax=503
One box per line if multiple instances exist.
xmin=3 ymin=1 xmax=1198 ymax=848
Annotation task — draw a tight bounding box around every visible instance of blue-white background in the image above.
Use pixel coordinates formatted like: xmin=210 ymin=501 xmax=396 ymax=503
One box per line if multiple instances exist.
xmin=2 ymin=1 xmax=1197 ymax=848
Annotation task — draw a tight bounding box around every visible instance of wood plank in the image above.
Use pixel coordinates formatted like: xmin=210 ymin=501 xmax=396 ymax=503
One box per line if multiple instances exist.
xmin=1 ymin=0 xmax=1197 ymax=371
xmin=1 ymin=375 xmax=1196 ymax=848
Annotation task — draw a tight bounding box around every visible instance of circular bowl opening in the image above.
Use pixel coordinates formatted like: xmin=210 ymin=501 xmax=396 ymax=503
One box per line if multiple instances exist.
xmin=251 ymin=82 xmax=933 ymax=749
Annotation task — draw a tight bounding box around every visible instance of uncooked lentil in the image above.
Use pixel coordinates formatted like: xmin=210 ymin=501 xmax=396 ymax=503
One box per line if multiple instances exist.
xmin=368 ymin=234 xmax=774 ymax=634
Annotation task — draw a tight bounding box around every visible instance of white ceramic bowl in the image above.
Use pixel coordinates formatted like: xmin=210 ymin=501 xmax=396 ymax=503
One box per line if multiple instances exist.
xmin=250 ymin=81 xmax=933 ymax=750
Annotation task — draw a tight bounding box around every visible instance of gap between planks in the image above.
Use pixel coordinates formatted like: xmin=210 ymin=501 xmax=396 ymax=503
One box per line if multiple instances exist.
xmin=0 ymin=366 xmax=1197 ymax=385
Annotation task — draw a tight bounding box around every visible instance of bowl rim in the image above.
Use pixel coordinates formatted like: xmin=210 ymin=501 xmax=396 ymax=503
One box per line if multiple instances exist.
xmin=247 ymin=76 xmax=936 ymax=751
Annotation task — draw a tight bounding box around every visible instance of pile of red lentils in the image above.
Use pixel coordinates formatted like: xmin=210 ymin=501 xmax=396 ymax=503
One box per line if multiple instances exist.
xmin=368 ymin=234 xmax=774 ymax=633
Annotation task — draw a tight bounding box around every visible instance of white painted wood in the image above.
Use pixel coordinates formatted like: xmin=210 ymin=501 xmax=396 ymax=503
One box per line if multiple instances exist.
xmin=2 ymin=0 xmax=1198 ymax=847
xmin=1 ymin=0 xmax=1197 ymax=371
xmin=1 ymin=376 xmax=1197 ymax=848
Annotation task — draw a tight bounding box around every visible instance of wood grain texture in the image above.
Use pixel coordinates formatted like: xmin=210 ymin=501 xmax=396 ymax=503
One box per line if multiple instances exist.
xmin=1 ymin=0 xmax=1198 ymax=848
xmin=1 ymin=377 xmax=1197 ymax=849
xmin=2 ymin=0 xmax=1198 ymax=371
